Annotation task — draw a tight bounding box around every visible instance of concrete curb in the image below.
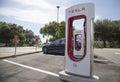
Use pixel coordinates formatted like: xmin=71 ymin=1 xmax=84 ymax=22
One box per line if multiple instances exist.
xmin=94 ymin=59 xmax=109 ymax=64
xmin=94 ymin=54 xmax=109 ymax=64
xmin=59 ymin=71 xmax=99 ymax=82
xmin=0 ymin=51 xmax=42 ymax=59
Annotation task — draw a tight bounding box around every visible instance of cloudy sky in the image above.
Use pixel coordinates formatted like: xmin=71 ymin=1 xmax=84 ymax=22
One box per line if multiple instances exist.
xmin=0 ymin=0 xmax=120 ymax=43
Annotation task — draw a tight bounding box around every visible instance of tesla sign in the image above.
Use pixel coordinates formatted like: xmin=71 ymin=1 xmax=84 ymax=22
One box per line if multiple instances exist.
xmin=65 ymin=3 xmax=95 ymax=77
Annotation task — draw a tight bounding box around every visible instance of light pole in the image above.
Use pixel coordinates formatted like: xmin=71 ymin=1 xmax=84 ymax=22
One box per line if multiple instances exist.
xmin=56 ymin=6 xmax=60 ymax=23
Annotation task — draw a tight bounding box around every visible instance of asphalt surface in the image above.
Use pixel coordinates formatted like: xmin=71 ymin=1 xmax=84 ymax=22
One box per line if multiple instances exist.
xmin=0 ymin=51 xmax=120 ymax=82
xmin=0 ymin=53 xmax=64 ymax=82
xmin=94 ymin=48 xmax=120 ymax=66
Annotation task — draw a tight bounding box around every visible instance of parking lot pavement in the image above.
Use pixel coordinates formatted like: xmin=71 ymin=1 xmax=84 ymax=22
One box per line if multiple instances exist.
xmin=94 ymin=48 xmax=120 ymax=66
xmin=0 ymin=52 xmax=64 ymax=82
xmin=0 ymin=52 xmax=120 ymax=82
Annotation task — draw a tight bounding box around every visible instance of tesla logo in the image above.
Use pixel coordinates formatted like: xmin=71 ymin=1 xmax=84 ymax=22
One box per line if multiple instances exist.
xmin=68 ymin=7 xmax=85 ymax=13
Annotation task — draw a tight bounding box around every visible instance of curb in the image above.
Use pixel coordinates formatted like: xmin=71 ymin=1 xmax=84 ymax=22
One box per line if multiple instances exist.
xmin=59 ymin=71 xmax=99 ymax=82
xmin=94 ymin=54 xmax=109 ymax=64
xmin=94 ymin=59 xmax=109 ymax=64
xmin=0 ymin=51 xmax=42 ymax=59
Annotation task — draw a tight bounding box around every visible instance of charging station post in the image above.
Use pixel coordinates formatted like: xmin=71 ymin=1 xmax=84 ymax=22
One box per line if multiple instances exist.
xmin=59 ymin=3 xmax=99 ymax=82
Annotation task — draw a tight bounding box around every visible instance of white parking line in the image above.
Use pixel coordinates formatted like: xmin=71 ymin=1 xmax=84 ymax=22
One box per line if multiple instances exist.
xmin=3 ymin=59 xmax=59 ymax=77
xmin=115 ymin=52 xmax=120 ymax=55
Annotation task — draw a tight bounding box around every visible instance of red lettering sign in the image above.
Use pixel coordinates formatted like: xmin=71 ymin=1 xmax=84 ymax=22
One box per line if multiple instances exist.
xmin=35 ymin=38 xmax=39 ymax=43
xmin=14 ymin=35 xmax=18 ymax=42
xmin=68 ymin=7 xmax=85 ymax=14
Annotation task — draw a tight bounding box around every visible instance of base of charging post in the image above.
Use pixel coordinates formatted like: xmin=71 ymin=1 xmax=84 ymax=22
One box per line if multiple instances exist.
xmin=59 ymin=71 xmax=99 ymax=82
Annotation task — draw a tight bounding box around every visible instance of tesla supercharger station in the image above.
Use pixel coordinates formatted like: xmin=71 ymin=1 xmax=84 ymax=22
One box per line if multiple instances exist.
xmin=59 ymin=3 xmax=99 ymax=82
xmin=65 ymin=3 xmax=94 ymax=77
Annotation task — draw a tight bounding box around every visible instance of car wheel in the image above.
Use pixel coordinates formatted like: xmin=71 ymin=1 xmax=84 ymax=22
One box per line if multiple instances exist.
xmin=43 ymin=47 xmax=48 ymax=54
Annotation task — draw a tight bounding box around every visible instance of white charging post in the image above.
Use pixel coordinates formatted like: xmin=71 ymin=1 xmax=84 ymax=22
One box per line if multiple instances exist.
xmin=59 ymin=3 xmax=99 ymax=82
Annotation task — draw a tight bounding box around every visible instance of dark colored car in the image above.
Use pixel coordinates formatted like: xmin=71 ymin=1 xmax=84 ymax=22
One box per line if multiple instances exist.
xmin=42 ymin=38 xmax=65 ymax=54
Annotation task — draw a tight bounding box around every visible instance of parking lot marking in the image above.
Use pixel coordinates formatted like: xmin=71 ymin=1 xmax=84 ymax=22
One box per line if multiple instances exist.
xmin=3 ymin=59 xmax=59 ymax=77
xmin=115 ymin=52 xmax=120 ymax=55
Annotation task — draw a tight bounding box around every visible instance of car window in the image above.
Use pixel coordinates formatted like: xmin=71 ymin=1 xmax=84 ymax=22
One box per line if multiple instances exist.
xmin=60 ymin=40 xmax=65 ymax=44
xmin=54 ymin=40 xmax=60 ymax=45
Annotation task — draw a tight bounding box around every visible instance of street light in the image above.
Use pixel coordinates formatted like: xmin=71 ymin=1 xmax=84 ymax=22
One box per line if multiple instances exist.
xmin=56 ymin=6 xmax=60 ymax=23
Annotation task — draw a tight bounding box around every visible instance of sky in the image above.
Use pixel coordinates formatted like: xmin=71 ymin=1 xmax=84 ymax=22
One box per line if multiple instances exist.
xmin=0 ymin=0 xmax=120 ymax=43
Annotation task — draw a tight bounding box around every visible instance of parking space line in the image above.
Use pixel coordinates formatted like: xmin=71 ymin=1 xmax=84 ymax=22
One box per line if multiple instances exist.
xmin=115 ymin=52 xmax=120 ymax=55
xmin=3 ymin=59 xmax=59 ymax=77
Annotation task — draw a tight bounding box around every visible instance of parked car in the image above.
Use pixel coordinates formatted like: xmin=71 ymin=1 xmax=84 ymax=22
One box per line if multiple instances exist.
xmin=42 ymin=38 xmax=65 ymax=54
